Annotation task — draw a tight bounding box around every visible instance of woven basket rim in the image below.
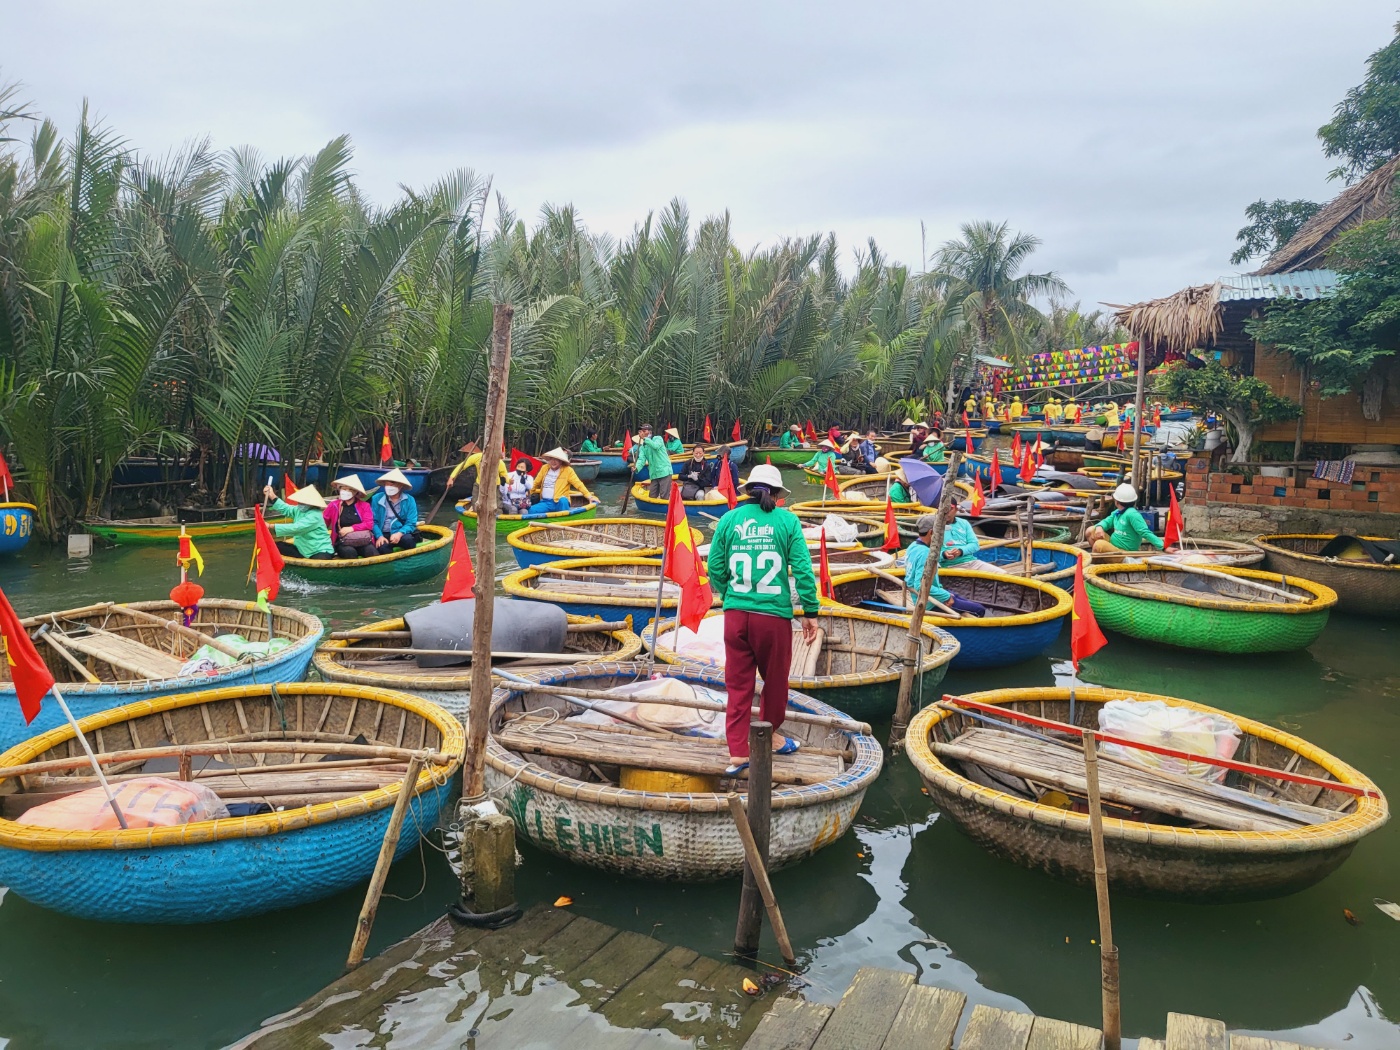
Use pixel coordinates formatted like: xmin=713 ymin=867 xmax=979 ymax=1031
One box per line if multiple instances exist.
xmin=1085 ymin=562 xmax=1338 ymax=614
xmin=628 ymin=483 xmax=753 ymax=509
xmin=503 ymin=555 xmax=682 ymax=609
xmin=0 ymin=682 xmax=464 ymax=851
xmin=281 ymin=522 xmax=452 ymax=570
xmin=456 ymin=499 xmax=600 ymax=524
xmin=1253 ymin=534 xmax=1400 ymax=576
xmin=906 ymin=686 xmax=1387 ymax=851
xmin=832 ymin=567 xmax=1073 ymax=627
xmin=506 ymin=517 xmax=665 ymax=557
xmin=0 ymin=502 xmax=38 ymax=512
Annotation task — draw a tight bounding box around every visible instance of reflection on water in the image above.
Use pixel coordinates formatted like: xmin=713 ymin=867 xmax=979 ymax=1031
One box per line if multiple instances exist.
xmin=0 ymin=475 xmax=1398 ymax=1048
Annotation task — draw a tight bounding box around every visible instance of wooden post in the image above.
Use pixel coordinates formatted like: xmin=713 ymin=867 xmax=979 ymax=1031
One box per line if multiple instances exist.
xmin=890 ymin=451 xmax=962 ymax=749
xmin=726 ymin=794 xmax=796 ymax=965
xmin=347 ymin=751 xmax=427 ymax=969
xmin=464 ymin=303 xmax=513 ymax=803
xmin=1129 ymin=336 xmax=1148 ymax=492
xmin=1082 ymin=729 xmax=1122 ymax=1050
xmin=733 ymin=720 xmax=773 ymax=957
xmin=1020 ymin=496 xmax=1034 ymax=576
xmin=1292 ymin=365 xmax=1308 ymax=486
xmin=468 ymin=813 xmax=517 ymax=913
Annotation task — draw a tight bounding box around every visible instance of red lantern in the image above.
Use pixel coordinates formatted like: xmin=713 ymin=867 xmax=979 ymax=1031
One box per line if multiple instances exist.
xmin=170 ymin=581 xmax=205 ymax=627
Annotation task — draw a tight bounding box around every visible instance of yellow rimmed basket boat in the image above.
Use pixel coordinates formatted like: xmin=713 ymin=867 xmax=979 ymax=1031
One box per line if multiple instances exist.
xmin=1087 ymin=537 xmax=1264 ymax=569
xmin=81 ymin=509 xmax=287 ymax=546
xmin=485 ymin=662 xmax=883 ymax=880
xmin=281 ymin=523 xmax=453 ymax=587
xmin=628 ymin=484 xmax=751 ymax=527
xmin=0 ymin=599 xmax=324 ymax=753
xmin=790 ymin=509 xmax=890 ymax=549
xmin=1084 ymin=563 xmax=1337 ymax=654
xmin=829 ymin=568 xmax=1072 ymax=669
xmin=457 ymin=495 xmax=600 ymax=536
xmin=503 ymin=556 xmax=712 ymax=628
xmin=315 ymin=615 xmax=643 ymax=720
xmin=907 ymin=686 xmax=1388 ymax=900
xmin=1252 ymin=534 xmax=1400 ymax=617
xmin=0 ymin=683 xmax=463 ymax=923
xmin=507 ymin=517 xmax=666 ymax=570
xmin=0 ymin=502 xmax=37 ymax=555
xmin=640 ymin=606 xmax=959 ymax=722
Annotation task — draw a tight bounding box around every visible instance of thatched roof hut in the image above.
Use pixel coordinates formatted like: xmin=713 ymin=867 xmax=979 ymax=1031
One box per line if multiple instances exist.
xmin=1256 ymin=155 xmax=1400 ymax=274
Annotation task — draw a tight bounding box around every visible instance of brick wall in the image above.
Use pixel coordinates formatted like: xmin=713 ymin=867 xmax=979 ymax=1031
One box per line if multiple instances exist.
xmin=1181 ymin=458 xmax=1400 ymax=537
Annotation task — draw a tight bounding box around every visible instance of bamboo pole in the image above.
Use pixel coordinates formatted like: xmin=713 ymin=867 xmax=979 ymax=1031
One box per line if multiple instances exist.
xmin=37 ymin=629 xmax=101 ymax=683
xmin=890 ymin=451 xmax=962 ymax=749
xmin=733 ymin=722 xmax=774 ymax=957
xmin=1083 ymin=729 xmax=1122 ymax=1050
xmin=464 ymin=304 xmax=512 ymax=802
xmin=111 ymin=603 xmax=245 ymax=660
xmin=728 ymin=789 xmax=796 ymax=966
xmin=48 ymin=685 xmax=128 ymax=829
xmin=346 ymin=750 xmax=427 ymax=969
xmin=1129 ymin=337 xmax=1147 ymax=493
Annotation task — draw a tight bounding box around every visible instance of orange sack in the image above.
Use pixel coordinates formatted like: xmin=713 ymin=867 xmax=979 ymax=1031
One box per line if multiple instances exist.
xmin=17 ymin=776 xmax=229 ymax=831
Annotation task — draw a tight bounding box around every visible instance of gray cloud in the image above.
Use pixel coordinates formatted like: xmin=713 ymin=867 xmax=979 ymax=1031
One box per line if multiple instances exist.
xmin=6 ymin=0 xmax=1396 ymax=309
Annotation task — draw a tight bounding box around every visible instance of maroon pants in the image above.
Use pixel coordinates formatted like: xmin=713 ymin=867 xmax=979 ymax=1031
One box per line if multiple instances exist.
xmin=723 ymin=610 xmax=793 ymax=758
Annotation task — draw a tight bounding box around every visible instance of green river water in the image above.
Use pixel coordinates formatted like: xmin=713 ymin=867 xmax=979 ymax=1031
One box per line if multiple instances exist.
xmin=1 ymin=470 xmax=1398 ymax=1049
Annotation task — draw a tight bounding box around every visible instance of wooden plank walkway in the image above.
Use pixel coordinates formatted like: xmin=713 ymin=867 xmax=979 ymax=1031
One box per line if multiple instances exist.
xmin=744 ymin=967 xmax=1331 ymax=1050
xmin=233 ymin=902 xmax=778 ymax=1048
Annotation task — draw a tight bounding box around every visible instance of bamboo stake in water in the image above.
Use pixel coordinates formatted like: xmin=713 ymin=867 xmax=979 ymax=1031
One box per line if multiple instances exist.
xmin=1082 ymin=728 xmax=1122 ymax=1050
xmin=728 ymin=789 xmax=796 ymax=965
xmin=346 ymin=750 xmax=427 ymax=969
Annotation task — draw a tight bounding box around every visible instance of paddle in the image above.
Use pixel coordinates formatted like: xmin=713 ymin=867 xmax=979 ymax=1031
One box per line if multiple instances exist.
xmin=619 ymin=466 xmax=636 ymax=515
xmin=865 ymin=566 xmax=961 ymax=620
xmin=1144 ymin=557 xmax=1310 ymax=603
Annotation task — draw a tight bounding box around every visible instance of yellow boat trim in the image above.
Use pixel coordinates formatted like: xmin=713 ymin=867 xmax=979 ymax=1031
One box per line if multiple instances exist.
xmin=790 ymin=499 xmax=931 ymax=516
xmin=907 ymin=686 xmax=1387 ymax=850
xmin=1252 ymin=534 xmax=1400 ymax=575
xmin=0 ymin=502 xmax=38 ymax=512
xmin=503 ymin=556 xmax=688 ymax=610
xmin=315 ymin=614 xmax=643 ymax=687
xmin=628 ymin=483 xmax=741 ymax=510
xmin=457 ymin=500 xmax=599 ymax=525
xmin=281 ymin=522 xmax=452 ymax=570
xmin=507 ymin=517 xmax=665 ymax=559
xmin=0 ymin=683 xmax=464 ymax=852
xmin=1084 ymin=562 xmax=1338 ymax=614
xmin=829 ymin=567 xmax=1073 ymax=628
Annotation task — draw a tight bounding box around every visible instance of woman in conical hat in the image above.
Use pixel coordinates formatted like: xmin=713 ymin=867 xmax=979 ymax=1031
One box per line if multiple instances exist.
xmin=524 ymin=447 xmax=598 ymax=517
xmin=261 ymin=483 xmax=335 ymax=560
xmin=325 ymin=475 xmax=377 ymax=558
xmin=372 ymin=468 xmax=421 ymax=551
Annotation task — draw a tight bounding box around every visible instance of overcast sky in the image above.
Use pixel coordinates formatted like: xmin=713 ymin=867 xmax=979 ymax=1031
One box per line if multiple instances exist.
xmin=5 ymin=1 xmax=1397 ymax=307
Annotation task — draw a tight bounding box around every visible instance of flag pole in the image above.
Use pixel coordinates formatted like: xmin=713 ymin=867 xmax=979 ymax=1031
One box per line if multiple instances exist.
xmin=48 ymin=683 xmax=128 ymax=830
xmin=647 ymin=526 xmax=671 ymax=674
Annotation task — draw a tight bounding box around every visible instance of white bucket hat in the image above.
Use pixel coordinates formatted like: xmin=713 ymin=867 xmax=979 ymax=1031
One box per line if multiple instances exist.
xmin=1113 ymin=483 xmax=1138 ymax=503
xmin=742 ymin=463 xmax=789 ymax=496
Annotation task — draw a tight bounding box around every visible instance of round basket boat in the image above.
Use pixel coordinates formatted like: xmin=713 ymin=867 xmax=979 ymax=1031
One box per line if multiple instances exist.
xmin=281 ymin=523 xmax=453 ymax=587
xmin=333 ymin=463 xmax=432 ymax=497
xmin=790 ymin=509 xmax=890 ymax=549
xmin=485 ymin=663 xmax=883 ymax=880
xmin=971 ymin=518 xmax=1074 ymax=545
xmin=907 ymin=686 xmax=1388 ymax=901
xmin=82 ymin=509 xmax=285 ymax=546
xmin=315 ymin=615 xmax=643 ymax=719
xmin=641 ymin=607 xmax=959 ymax=721
xmin=503 ymin=556 xmax=712 ymax=627
xmin=974 ymin=541 xmax=1089 ymax=591
xmin=0 ymin=502 xmax=36 ymax=555
xmin=1084 ymin=563 xmax=1336 ymax=654
xmin=0 ymin=599 xmax=323 ymax=753
xmin=830 ymin=568 xmax=1072 ymax=669
xmin=1252 ymin=534 xmax=1400 ymax=617
xmin=0 ymin=683 xmax=463 ymax=923
xmin=791 ymin=499 xmax=931 ymax=520
xmin=758 ymin=446 xmax=818 ymax=467
xmin=508 ymin=518 xmax=667 ymax=569
xmin=457 ymin=496 xmax=600 ymax=536
xmin=1088 ymin=538 xmax=1263 ymax=569
xmin=629 ymin=484 xmax=752 ymax=526
xmin=572 ymin=459 xmax=601 ymax=482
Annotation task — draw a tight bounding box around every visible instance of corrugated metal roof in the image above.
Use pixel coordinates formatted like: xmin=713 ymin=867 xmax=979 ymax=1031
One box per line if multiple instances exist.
xmin=976 ymin=353 xmax=1013 ymax=368
xmin=1216 ymin=269 xmax=1339 ymax=302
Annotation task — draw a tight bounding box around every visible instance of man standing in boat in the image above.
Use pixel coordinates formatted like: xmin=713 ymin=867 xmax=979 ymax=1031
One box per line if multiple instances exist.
xmin=633 ymin=423 xmax=674 ymax=499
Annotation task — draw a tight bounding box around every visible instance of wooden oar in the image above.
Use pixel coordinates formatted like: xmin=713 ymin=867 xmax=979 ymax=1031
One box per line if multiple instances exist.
xmin=865 ymin=567 xmax=961 ymax=620
xmin=619 ymin=464 xmax=637 ymax=515
xmin=491 ymin=667 xmax=679 ymax=735
xmin=1144 ymin=557 xmax=1310 ymax=603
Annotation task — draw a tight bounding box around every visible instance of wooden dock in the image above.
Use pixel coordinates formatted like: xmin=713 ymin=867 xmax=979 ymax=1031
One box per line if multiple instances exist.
xmin=234 ymin=907 xmax=1332 ymax=1049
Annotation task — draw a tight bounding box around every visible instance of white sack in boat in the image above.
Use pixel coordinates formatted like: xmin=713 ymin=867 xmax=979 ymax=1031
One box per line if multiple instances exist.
xmin=568 ymin=676 xmax=725 ymax=736
xmin=1097 ymin=698 xmax=1241 ymax=784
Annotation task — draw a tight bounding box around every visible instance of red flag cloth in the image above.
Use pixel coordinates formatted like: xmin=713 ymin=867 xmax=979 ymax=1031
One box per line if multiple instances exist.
xmin=962 ymin=411 xmax=970 ymax=429
xmin=1034 ymin=436 xmax=1043 ymax=459
xmin=818 ymin=531 xmax=834 ymax=600
xmin=509 ymin=448 xmax=543 ymax=472
xmin=441 ymin=522 xmax=476 ymax=601
xmin=662 ymin=485 xmax=712 ymax=632
xmin=805 ymin=419 xmax=818 ymax=442
xmin=622 ymin=429 xmax=633 ymax=459
xmin=823 ymin=455 xmax=841 ymax=498
xmin=1152 ymin=406 xmax=1162 ymax=428
xmin=1070 ymin=558 xmax=1108 ymax=672
xmin=989 ymin=449 xmax=1001 ymax=493
xmin=765 ymin=454 xmax=772 ymax=465
xmin=1164 ymin=484 xmax=1184 ymax=548
xmin=380 ymin=424 xmax=393 ymax=464
xmin=0 ymin=451 xmax=13 ymax=491
xmin=1116 ymin=424 xmax=1126 ymax=452
xmin=1035 ymin=447 xmax=1044 ymax=469
xmin=1018 ymin=445 xmax=1036 ymax=482
xmin=1011 ymin=431 xmax=1022 ymax=462
xmin=970 ymin=474 xmax=986 ymax=517
xmin=717 ymin=454 xmax=739 ymax=509
xmin=252 ymin=505 xmax=284 ymax=602
xmin=0 ymin=586 xmax=54 ymax=725
xmin=283 ymin=473 xmax=296 ymax=498
xmin=731 ymin=418 xmax=742 ymax=442
xmin=703 ymin=415 xmax=713 ymax=441
xmin=882 ymin=496 xmax=900 ymax=551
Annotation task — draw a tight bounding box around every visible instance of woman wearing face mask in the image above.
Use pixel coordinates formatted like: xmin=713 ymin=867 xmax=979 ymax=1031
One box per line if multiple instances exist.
xmin=678 ymin=445 xmax=718 ymax=500
xmin=499 ymin=460 xmax=535 ymax=514
xmin=324 ymin=475 xmax=378 ymax=558
xmin=372 ymin=469 xmax=421 ymax=551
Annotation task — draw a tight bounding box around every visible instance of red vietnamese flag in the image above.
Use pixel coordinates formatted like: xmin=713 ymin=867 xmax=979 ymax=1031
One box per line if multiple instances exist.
xmin=662 ymin=485 xmax=712 ymax=632
xmin=717 ymin=454 xmax=739 ymax=509
xmin=0 ymin=451 xmax=13 ymax=492
xmin=1152 ymin=405 xmax=1162 ymax=428
xmin=818 ymin=530 xmax=835 ymax=600
xmin=1011 ymin=431 xmax=1022 ymax=463
xmin=962 ymin=410 xmax=970 ymax=429
xmin=731 ymin=418 xmax=742 ymax=442
xmin=1116 ymin=424 xmax=1126 ymax=452
xmin=380 ymin=424 xmax=393 ymax=464
xmin=441 ymin=522 xmax=476 ymax=601
xmin=251 ymin=505 xmax=284 ymax=605
xmin=823 ymin=455 xmax=841 ymax=499
xmin=509 ymin=447 xmax=543 ymax=472
xmin=989 ymin=449 xmax=1002 ymax=493
xmin=1164 ymin=483 xmax=1184 ymax=548
xmin=1070 ymin=558 xmax=1108 ymax=672
xmin=882 ymin=496 xmax=900 ymax=551
xmin=970 ymin=474 xmax=986 ymax=517
xmin=283 ymin=472 xmax=296 ymax=498
xmin=622 ymin=429 xmax=634 ymax=459
xmin=1018 ymin=444 xmax=1036 ymax=482
xmin=703 ymin=415 xmax=713 ymax=441
xmin=805 ymin=419 xmax=818 ymax=442
xmin=0 ymin=585 xmax=54 ymax=726
xmin=1034 ymin=436 xmax=1043 ymax=460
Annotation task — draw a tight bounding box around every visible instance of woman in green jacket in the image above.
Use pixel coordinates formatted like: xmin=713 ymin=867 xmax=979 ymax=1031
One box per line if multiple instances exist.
xmin=801 ymin=440 xmax=841 ymax=473
xmin=579 ymin=428 xmax=602 ymax=454
xmin=1089 ymin=483 xmax=1166 ymax=554
xmin=262 ymin=484 xmax=335 ymax=559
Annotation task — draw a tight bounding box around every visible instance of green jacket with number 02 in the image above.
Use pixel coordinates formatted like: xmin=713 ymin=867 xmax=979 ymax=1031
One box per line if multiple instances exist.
xmin=706 ymin=503 xmax=819 ymax=619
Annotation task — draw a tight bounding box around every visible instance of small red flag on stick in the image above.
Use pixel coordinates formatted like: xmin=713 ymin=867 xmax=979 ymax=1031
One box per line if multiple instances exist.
xmin=441 ymin=522 xmax=476 ymax=601
xmin=818 ymin=531 xmax=835 ymax=600
xmin=882 ymin=496 xmax=900 ymax=551
xmin=622 ymin=429 xmax=633 ymax=459
xmin=703 ymin=415 xmax=713 ymax=442
xmin=380 ymin=424 xmax=393 ymax=465
xmin=0 ymin=585 xmax=54 ymax=726
xmin=717 ymin=455 xmax=739 ymax=509
xmin=1070 ymin=558 xmax=1108 ymax=672
xmin=251 ymin=505 xmax=285 ymax=608
xmin=1164 ymin=484 xmax=1184 ymax=549
xmin=823 ymin=455 xmax=841 ymax=499
xmin=731 ymin=418 xmax=742 ymax=442
xmin=970 ymin=474 xmax=986 ymax=517
xmin=663 ymin=485 xmax=712 ymax=632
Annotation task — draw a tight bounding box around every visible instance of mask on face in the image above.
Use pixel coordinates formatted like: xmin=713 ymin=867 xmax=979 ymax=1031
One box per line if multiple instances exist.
xmin=337 ymin=489 xmax=355 ymax=501
xmin=383 ymin=484 xmax=401 ymax=497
